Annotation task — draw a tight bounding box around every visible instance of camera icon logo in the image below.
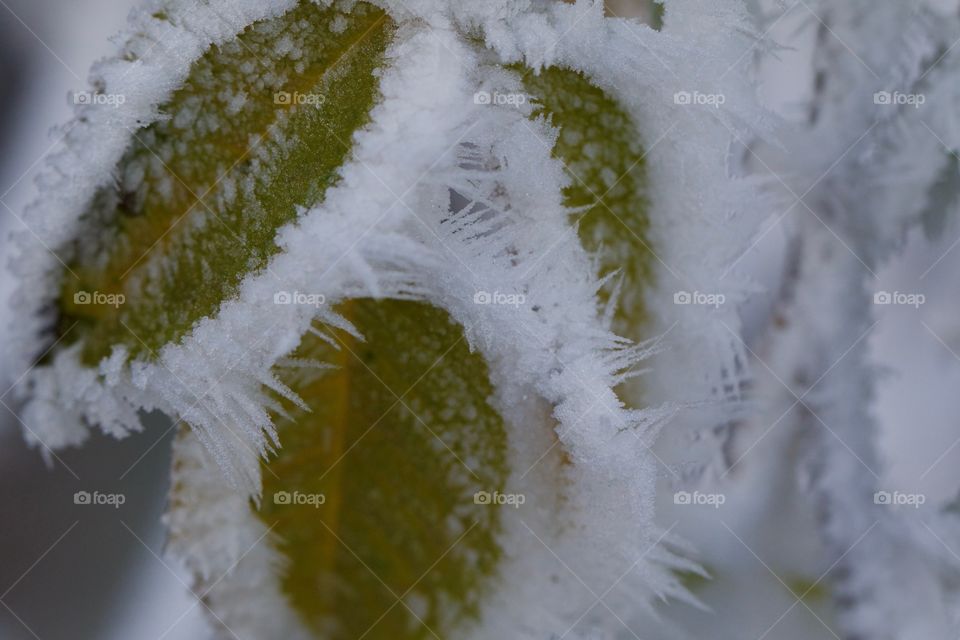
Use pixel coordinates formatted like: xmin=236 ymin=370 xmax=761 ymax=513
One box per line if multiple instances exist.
xmin=74 ymin=291 xmax=92 ymax=305
xmin=474 ymin=291 xmax=492 ymax=305
xmin=274 ymin=91 xmax=292 ymax=105
xmin=673 ymin=491 xmax=692 ymax=505
xmin=473 ymin=491 xmax=492 ymax=505
xmin=473 ymin=91 xmax=492 ymax=105
xmin=274 ymin=291 xmax=292 ymax=305
xmin=873 ymin=291 xmax=892 ymax=305
xmin=273 ymin=491 xmax=291 ymax=505
xmin=74 ymin=491 xmax=91 ymax=505
xmin=73 ymin=92 xmax=92 ymax=105
xmin=873 ymin=91 xmax=892 ymax=105
xmin=674 ymin=91 xmax=692 ymax=105
xmin=673 ymin=291 xmax=692 ymax=305
xmin=874 ymin=491 xmax=892 ymax=505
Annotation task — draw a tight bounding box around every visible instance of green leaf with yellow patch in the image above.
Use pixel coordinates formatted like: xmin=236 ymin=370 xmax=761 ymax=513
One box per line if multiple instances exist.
xmin=56 ymin=0 xmax=394 ymax=363
xmin=258 ymin=298 xmax=509 ymax=638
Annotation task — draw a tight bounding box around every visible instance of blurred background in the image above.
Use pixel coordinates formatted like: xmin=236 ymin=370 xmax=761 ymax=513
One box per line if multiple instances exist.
xmin=2 ymin=1 xmax=960 ymax=639
xmin=0 ymin=0 xmax=207 ymax=638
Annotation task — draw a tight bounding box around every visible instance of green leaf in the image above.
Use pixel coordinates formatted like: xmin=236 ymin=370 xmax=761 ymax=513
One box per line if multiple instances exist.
xmin=520 ymin=66 xmax=652 ymax=342
xmin=56 ymin=0 xmax=395 ymax=364
xmin=258 ymin=299 xmax=509 ymax=639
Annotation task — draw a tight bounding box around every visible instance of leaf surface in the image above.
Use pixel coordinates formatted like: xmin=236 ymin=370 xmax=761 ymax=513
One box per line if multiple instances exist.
xmin=57 ymin=0 xmax=394 ymax=363
xmin=522 ymin=66 xmax=652 ymax=340
xmin=258 ymin=299 xmax=509 ymax=639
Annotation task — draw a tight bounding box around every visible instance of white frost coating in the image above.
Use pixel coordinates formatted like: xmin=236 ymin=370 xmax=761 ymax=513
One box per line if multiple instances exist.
xmin=145 ymin=21 xmax=477 ymax=494
xmin=5 ymin=0 xmax=775 ymax=638
xmin=391 ymin=72 xmax=696 ymax=636
xmin=15 ymin=18 xmax=467 ymax=494
xmin=452 ymin=0 xmax=775 ymax=414
xmin=166 ymin=428 xmax=313 ymax=640
xmin=5 ymin=0 xmax=299 ymax=408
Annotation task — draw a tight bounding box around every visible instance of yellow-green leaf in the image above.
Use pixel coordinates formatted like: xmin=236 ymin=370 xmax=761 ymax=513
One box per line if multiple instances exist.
xmin=521 ymin=66 xmax=652 ymax=341
xmin=258 ymin=299 xmax=509 ymax=639
xmin=57 ymin=0 xmax=394 ymax=363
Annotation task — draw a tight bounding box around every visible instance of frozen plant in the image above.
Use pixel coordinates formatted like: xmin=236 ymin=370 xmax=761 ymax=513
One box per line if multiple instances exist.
xmin=17 ymin=0 xmax=960 ymax=639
